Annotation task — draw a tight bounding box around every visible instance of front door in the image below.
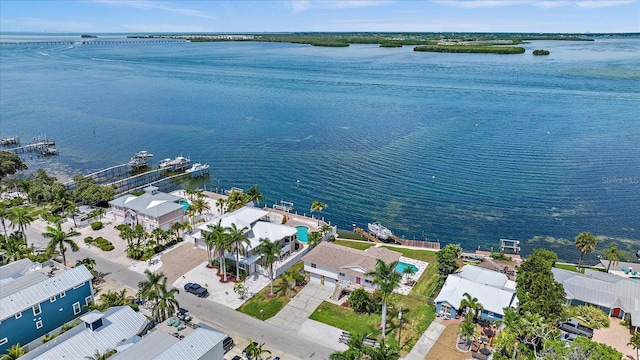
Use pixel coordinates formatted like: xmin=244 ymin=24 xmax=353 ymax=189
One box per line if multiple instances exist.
xmin=356 ymin=277 xmax=361 ymax=285
xmin=612 ymin=308 xmax=621 ymax=317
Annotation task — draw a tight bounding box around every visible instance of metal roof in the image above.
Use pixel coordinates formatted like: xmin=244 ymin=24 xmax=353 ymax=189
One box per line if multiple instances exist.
xmin=20 ymin=306 xmax=149 ymax=360
xmin=109 ymin=191 xmax=183 ymax=219
xmin=153 ymin=328 xmax=226 ymax=360
xmin=434 ymin=273 xmax=518 ymax=316
xmin=0 ymin=261 xmax=93 ymax=321
xmin=110 ymin=330 xmax=178 ymax=360
xmin=553 ymin=268 xmax=640 ymax=314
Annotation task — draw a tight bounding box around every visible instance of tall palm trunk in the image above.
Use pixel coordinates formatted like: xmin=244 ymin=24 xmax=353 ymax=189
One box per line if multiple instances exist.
xmin=381 ymin=301 xmax=388 ymax=339
xmin=235 ymin=248 xmax=240 ymax=280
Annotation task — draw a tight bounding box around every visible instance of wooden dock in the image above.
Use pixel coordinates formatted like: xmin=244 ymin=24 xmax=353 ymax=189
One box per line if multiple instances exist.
xmin=354 ymin=227 xmax=383 ymax=243
xmin=394 ymin=237 xmax=441 ymax=250
xmin=4 ymin=136 xmax=58 ymax=156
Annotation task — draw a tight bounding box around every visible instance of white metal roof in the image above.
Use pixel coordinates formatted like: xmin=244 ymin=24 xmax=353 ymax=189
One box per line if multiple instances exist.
xmin=20 ymin=306 xmax=149 ymax=360
xmin=109 ymin=190 xmax=183 ymax=219
xmin=245 ymin=221 xmax=297 ymax=250
xmin=0 ymin=262 xmax=93 ymax=321
xmin=456 ymin=264 xmax=509 ymax=288
xmin=153 ymin=327 xmax=226 ymax=360
xmin=434 ymin=270 xmax=518 ymax=316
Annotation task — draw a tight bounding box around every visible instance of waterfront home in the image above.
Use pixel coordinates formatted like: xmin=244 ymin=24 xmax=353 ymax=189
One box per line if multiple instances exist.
xmin=553 ymin=268 xmax=640 ymax=333
xmin=434 ymin=265 xmax=518 ymax=321
xmin=0 ymin=259 xmax=94 ymax=353
xmin=195 ymin=207 xmax=298 ymax=275
xmin=108 ymin=186 xmax=186 ymax=231
xmin=301 ymin=242 xmax=401 ymax=288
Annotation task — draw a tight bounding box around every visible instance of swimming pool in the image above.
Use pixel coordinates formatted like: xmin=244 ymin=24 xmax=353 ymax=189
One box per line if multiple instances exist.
xmin=296 ymin=226 xmax=309 ymax=243
xmin=396 ymin=262 xmax=418 ymax=274
xmin=180 ymin=201 xmax=190 ymax=211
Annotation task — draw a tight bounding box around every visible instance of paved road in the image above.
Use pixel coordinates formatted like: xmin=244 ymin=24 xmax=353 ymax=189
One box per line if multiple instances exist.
xmin=23 ymin=224 xmax=335 ymax=360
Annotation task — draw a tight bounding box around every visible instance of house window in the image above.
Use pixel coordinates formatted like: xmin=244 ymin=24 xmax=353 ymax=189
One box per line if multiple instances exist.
xmin=60 ymin=291 xmax=66 ymax=298
xmin=73 ymin=302 xmax=81 ymax=315
xmin=364 ymin=279 xmax=372 ymax=284
xmin=339 ymin=272 xmax=345 ymax=277
xmin=50 ymin=296 xmax=56 ymax=303
xmin=311 ymin=263 xmax=316 ymax=268
xmin=33 ymin=304 xmax=42 ymax=316
xmin=15 ymin=312 xmax=22 ymax=319
xmin=0 ymin=338 xmax=7 ymax=346
xmin=85 ymin=296 xmax=92 ymax=306
xmin=36 ymin=320 xmax=43 ymax=329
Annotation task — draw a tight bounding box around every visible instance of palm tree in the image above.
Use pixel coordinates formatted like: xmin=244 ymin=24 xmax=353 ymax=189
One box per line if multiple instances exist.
xmin=329 ymin=332 xmax=368 ymax=360
xmin=307 ymin=231 xmax=323 ymax=248
xmin=43 ymin=222 xmax=80 ymax=266
xmin=458 ymin=316 xmax=477 ymax=349
xmin=226 ymin=223 xmax=250 ymax=281
xmin=100 ymin=289 xmax=133 ymax=309
xmin=64 ymin=200 xmax=79 ymax=228
xmin=364 ymin=259 xmax=401 ymax=339
xmin=226 ymin=190 xmax=247 ymax=212
xmin=151 ymin=227 xmax=167 ymax=246
xmin=207 ymin=222 xmax=230 ymax=281
xmin=402 ymin=266 xmax=416 ymax=285
xmin=319 ymin=224 xmax=333 ymax=236
xmin=143 ymin=240 xmax=157 ymax=264
xmin=628 ymin=331 xmax=640 ymax=360
xmin=203 ymin=226 xmax=217 ymax=266
xmin=602 ymin=244 xmax=622 ymax=272
xmin=215 ymin=198 xmax=226 ymax=215
xmin=246 ymin=184 xmax=266 ymax=206
xmin=367 ymin=338 xmax=399 ymax=360
xmin=575 ymin=231 xmax=597 ymax=271
xmin=460 ymin=292 xmax=484 ymax=321
xmin=169 ymin=221 xmax=183 ymax=242
xmin=256 ymin=237 xmax=281 ymax=296
xmin=2 ymin=343 xmax=25 ymax=360
xmin=244 ymin=339 xmax=271 ymax=360
xmin=310 ymin=200 xmax=327 ymax=225
xmin=84 ymin=348 xmax=115 ymax=360
xmin=0 ymin=232 xmax=32 ymax=263
xmin=138 ymin=269 xmax=166 ymax=304
xmin=0 ymin=201 xmax=11 ymax=238
xmin=75 ymin=257 xmax=96 ymax=273
xmin=189 ymin=197 xmax=210 ymax=224
xmin=278 ymin=267 xmax=304 ymax=298
xmin=7 ymin=206 xmax=34 ymax=245
xmin=152 ymin=279 xmax=179 ymax=322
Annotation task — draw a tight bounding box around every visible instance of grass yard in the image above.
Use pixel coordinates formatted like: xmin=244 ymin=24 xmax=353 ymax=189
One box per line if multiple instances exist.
xmin=237 ymin=262 xmax=304 ymax=319
xmin=333 ymin=239 xmax=375 ymax=251
xmin=309 ymin=244 xmax=440 ymax=355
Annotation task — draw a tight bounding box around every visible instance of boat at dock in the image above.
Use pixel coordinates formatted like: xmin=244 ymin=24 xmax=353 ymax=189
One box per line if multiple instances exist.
xmin=128 ymin=150 xmax=153 ymax=168
xmin=159 ymin=156 xmax=191 ymax=171
xmin=185 ymin=163 xmax=210 ymax=178
xmin=368 ymin=221 xmax=393 ymax=241
xmin=0 ymin=136 xmax=20 ymax=146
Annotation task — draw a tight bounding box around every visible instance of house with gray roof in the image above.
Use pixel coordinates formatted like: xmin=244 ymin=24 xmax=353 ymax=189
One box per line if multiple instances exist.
xmin=553 ymin=267 xmax=640 ymax=332
xmin=434 ymin=265 xmax=518 ymax=322
xmin=20 ymin=306 xmax=149 ymax=360
xmin=302 ymin=242 xmax=402 ymax=288
xmin=108 ymin=186 xmax=186 ymax=231
xmin=0 ymin=259 xmax=94 ymax=354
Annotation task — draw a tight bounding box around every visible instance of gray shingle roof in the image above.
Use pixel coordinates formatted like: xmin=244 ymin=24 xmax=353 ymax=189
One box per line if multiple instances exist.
xmin=302 ymin=242 xmax=401 ymax=278
xmin=0 ymin=260 xmax=93 ymax=321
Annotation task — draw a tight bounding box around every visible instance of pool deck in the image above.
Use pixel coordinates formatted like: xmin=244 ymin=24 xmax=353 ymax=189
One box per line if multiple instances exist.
xmin=395 ymin=255 xmax=429 ymax=296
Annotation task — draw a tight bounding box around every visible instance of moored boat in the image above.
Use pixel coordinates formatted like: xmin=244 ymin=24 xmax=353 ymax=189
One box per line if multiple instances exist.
xmin=368 ymin=221 xmax=393 ymax=241
xmin=185 ymin=163 xmax=210 ymax=178
xmin=128 ymin=150 xmax=153 ymax=168
xmin=159 ymin=156 xmax=191 ymax=171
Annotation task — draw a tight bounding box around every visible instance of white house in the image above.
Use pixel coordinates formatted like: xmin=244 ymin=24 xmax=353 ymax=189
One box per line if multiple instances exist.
xmin=196 ymin=207 xmax=298 ymax=275
xmin=301 ymin=242 xmax=401 ymax=288
xmin=434 ymin=265 xmax=518 ymax=322
xmin=108 ymin=186 xmax=186 ymax=231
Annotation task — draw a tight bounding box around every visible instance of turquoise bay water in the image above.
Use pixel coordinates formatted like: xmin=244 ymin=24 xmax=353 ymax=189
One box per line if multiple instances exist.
xmin=1 ymin=35 xmax=638 ymax=261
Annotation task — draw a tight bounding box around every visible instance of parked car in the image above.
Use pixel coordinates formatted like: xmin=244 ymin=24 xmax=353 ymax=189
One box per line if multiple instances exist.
xmin=184 ymin=282 xmax=209 ymax=297
xmin=558 ymin=318 xmax=594 ymax=339
xmin=561 ymin=332 xmax=578 ymax=341
xmin=176 ymin=307 xmax=191 ymax=322
xmin=223 ymin=336 xmax=234 ymax=353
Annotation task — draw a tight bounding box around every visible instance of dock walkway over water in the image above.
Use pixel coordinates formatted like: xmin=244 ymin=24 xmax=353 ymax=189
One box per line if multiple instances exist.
xmin=3 ymin=136 xmax=58 ymax=156
xmin=353 ymin=227 xmax=441 ymax=249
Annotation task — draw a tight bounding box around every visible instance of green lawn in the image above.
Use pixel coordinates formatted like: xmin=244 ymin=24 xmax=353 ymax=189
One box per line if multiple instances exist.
xmin=333 ymin=239 xmax=375 ymax=251
xmin=237 ymin=262 xmax=304 ymax=319
xmin=309 ymin=245 xmax=440 ymax=353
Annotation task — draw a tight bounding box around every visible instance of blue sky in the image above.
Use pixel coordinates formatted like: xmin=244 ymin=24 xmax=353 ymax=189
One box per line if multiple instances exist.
xmin=1 ymin=0 xmax=638 ymax=33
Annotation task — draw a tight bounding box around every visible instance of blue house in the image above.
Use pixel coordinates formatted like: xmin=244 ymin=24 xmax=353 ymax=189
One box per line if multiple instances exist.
xmin=0 ymin=259 xmax=94 ymax=353
xmin=434 ymin=265 xmax=518 ymax=322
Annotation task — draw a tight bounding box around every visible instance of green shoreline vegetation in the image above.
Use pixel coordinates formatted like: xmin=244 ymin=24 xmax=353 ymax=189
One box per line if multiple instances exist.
xmin=414 ymin=44 xmax=526 ymax=54
xmin=533 ymin=49 xmax=551 ymax=55
xmin=128 ymin=32 xmax=595 ymax=49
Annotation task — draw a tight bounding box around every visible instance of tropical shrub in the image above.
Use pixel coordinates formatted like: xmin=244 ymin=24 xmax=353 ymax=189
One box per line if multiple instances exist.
xmin=533 ymin=49 xmax=550 ymax=55
xmin=84 ymin=236 xmax=93 ymax=244
xmin=491 ymin=252 xmax=510 ymax=261
xmin=348 ymin=288 xmax=377 ymax=314
xmin=564 ymin=305 xmax=610 ymax=329
xmin=90 ymin=221 xmax=103 ymax=230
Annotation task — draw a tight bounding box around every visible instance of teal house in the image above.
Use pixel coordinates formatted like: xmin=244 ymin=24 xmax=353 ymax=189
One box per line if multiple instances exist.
xmin=0 ymin=259 xmax=94 ymax=353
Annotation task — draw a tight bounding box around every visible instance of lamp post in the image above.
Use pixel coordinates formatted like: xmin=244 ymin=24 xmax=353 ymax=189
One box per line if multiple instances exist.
xmin=398 ymin=306 xmax=403 ymax=346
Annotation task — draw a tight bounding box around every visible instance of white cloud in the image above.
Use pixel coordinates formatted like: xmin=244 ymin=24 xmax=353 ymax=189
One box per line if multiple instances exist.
xmin=90 ymin=0 xmax=217 ymax=19
xmin=288 ymin=0 xmax=394 ymax=12
xmin=576 ymin=0 xmax=637 ymax=7
xmin=434 ymin=0 xmax=637 ymax=8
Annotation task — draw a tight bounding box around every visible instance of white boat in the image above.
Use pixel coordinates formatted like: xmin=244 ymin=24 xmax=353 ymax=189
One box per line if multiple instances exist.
xmin=185 ymin=163 xmax=210 ymax=178
xmin=368 ymin=221 xmax=393 ymax=241
xmin=128 ymin=150 xmax=153 ymax=168
xmin=159 ymin=156 xmax=191 ymax=171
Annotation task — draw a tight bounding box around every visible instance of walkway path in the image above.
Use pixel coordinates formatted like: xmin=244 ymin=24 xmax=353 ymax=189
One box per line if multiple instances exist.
xmin=267 ymin=282 xmax=332 ymax=331
xmin=403 ymin=320 xmax=446 ymax=360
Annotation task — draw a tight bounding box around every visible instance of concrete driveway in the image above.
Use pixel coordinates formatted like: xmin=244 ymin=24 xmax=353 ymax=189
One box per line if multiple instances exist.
xmin=157 ymin=241 xmax=208 ymax=283
xmin=267 ymin=282 xmax=332 ymax=331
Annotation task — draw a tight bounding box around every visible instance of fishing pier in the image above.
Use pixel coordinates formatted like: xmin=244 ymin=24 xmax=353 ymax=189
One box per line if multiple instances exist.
xmin=2 ymin=135 xmax=58 ymax=156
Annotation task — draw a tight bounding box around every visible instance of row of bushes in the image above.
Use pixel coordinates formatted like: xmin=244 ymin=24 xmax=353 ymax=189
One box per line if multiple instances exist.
xmin=84 ymin=236 xmax=114 ymax=251
xmin=90 ymin=221 xmax=103 ymax=230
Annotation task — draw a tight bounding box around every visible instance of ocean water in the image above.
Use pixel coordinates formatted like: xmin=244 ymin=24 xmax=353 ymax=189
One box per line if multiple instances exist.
xmin=1 ymin=34 xmax=639 ymax=262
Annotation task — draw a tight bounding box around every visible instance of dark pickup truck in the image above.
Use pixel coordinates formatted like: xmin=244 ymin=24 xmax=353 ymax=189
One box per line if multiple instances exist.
xmin=184 ymin=282 xmax=209 ymax=297
xmin=559 ymin=319 xmax=594 ymax=339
